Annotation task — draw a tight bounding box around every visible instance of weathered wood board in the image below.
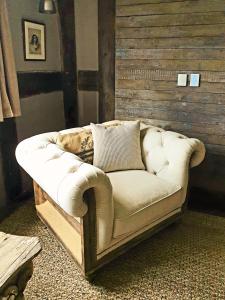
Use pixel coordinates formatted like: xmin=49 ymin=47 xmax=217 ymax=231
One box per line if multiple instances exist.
xmin=117 ymin=0 xmax=225 ymax=16
xmin=0 ymin=232 xmax=41 ymax=299
xmin=116 ymin=0 xmax=225 ymax=194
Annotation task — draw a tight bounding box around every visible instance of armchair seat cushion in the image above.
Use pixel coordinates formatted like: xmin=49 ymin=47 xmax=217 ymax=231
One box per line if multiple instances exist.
xmin=107 ymin=170 xmax=182 ymax=238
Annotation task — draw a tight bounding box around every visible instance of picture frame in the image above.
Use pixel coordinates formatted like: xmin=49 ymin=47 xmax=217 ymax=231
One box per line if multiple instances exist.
xmin=23 ymin=19 xmax=46 ymax=61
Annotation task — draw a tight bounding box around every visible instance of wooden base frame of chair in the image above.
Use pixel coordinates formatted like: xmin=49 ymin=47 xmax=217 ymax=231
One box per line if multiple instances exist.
xmin=33 ymin=181 xmax=188 ymax=281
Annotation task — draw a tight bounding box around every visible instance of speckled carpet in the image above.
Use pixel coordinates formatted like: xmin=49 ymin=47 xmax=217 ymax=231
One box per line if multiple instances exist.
xmin=0 ymin=200 xmax=225 ymax=300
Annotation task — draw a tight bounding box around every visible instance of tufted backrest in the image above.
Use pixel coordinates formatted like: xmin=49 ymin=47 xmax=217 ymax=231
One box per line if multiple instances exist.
xmin=141 ymin=125 xmax=205 ymax=193
xmin=58 ymin=121 xmax=205 ymax=181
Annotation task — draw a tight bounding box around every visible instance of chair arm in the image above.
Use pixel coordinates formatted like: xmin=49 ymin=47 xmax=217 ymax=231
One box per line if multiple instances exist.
xmin=142 ymin=128 xmax=205 ymax=193
xmin=16 ymin=132 xmax=113 ymax=251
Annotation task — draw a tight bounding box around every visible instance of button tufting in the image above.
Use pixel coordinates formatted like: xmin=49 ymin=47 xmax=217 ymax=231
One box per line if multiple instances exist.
xmin=51 ymin=154 xmax=60 ymax=159
xmin=153 ymin=171 xmax=157 ymax=175
xmin=38 ymin=145 xmax=46 ymax=150
xmin=178 ymin=136 xmax=184 ymax=139
xmin=69 ymin=167 xmax=77 ymax=173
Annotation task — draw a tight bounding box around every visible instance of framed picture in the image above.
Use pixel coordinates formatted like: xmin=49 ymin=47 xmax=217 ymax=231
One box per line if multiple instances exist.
xmin=23 ymin=20 xmax=46 ymax=61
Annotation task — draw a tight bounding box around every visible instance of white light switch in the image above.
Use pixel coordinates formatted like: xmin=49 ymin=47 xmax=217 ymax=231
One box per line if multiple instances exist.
xmin=190 ymin=74 xmax=200 ymax=87
xmin=177 ymin=74 xmax=187 ymax=87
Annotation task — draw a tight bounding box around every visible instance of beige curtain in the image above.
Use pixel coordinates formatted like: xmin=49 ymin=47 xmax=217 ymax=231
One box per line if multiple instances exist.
xmin=0 ymin=0 xmax=21 ymax=122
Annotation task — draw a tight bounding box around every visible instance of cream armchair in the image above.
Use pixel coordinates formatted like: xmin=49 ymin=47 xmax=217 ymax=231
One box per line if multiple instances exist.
xmin=16 ymin=121 xmax=205 ymax=280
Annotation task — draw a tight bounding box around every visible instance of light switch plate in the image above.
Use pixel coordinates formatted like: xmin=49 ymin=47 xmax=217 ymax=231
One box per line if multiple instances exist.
xmin=177 ymin=74 xmax=187 ymax=86
xmin=190 ymin=74 xmax=200 ymax=87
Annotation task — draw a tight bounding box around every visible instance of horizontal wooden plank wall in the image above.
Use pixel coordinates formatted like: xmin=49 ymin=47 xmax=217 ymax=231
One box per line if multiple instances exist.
xmin=116 ymin=0 xmax=225 ymax=195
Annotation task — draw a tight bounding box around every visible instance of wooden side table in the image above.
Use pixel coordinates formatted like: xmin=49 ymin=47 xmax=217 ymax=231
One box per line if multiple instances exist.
xmin=0 ymin=232 xmax=41 ymax=300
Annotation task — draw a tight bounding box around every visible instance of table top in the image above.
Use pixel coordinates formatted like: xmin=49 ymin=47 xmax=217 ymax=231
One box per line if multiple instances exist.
xmin=0 ymin=232 xmax=42 ymax=287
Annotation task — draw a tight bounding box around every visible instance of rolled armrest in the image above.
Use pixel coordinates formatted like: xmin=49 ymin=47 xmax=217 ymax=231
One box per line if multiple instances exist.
xmin=16 ymin=132 xmax=113 ymax=251
xmin=142 ymin=127 xmax=205 ymax=197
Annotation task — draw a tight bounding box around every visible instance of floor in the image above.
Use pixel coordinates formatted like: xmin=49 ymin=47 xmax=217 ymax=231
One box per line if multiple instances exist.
xmin=0 ymin=200 xmax=225 ymax=300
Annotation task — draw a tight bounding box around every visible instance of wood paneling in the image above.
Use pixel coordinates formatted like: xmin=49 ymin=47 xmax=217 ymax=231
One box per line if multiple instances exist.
xmin=116 ymin=79 xmax=225 ymax=94
xmin=117 ymin=24 xmax=225 ymax=39
xmin=116 ymin=49 xmax=225 ymax=61
xmin=117 ymin=0 xmax=225 ymax=16
xmin=117 ymin=59 xmax=225 ymax=72
xmin=116 ymin=0 xmax=225 ymax=194
xmin=118 ymin=0 xmax=189 ymax=4
xmin=116 ymin=36 xmax=225 ymax=49
xmin=117 ymin=12 xmax=225 ymax=28
xmin=116 ymin=89 xmax=225 ymax=104
xmin=116 ymin=69 xmax=225 ymax=83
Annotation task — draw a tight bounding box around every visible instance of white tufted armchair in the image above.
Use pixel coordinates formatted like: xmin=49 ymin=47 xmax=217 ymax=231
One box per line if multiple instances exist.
xmin=16 ymin=121 xmax=205 ymax=279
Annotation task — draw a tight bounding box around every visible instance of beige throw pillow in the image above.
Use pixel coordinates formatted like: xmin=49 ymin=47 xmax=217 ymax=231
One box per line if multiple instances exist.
xmin=90 ymin=121 xmax=145 ymax=172
xmin=56 ymin=130 xmax=94 ymax=164
xmin=56 ymin=121 xmax=122 ymax=164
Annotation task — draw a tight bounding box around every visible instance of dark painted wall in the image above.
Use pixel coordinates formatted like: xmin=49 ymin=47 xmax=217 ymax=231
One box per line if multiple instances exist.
xmin=0 ymin=0 xmax=65 ymax=217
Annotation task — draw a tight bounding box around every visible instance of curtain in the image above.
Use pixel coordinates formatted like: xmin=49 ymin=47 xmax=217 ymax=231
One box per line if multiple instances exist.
xmin=0 ymin=0 xmax=21 ymax=122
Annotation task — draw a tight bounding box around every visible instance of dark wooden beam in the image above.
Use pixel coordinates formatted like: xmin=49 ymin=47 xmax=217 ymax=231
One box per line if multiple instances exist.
xmin=98 ymin=0 xmax=116 ymax=122
xmin=78 ymin=71 xmax=99 ymax=91
xmin=58 ymin=0 xmax=78 ymax=128
xmin=17 ymin=72 xmax=62 ymax=98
